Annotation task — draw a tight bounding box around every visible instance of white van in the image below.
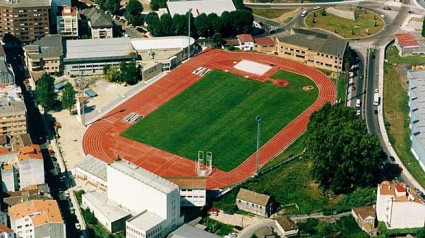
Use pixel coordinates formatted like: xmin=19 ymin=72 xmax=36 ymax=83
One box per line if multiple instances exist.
xmin=356 ymin=99 xmax=361 ymax=108
xmin=301 ymin=10 xmax=308 ymax=17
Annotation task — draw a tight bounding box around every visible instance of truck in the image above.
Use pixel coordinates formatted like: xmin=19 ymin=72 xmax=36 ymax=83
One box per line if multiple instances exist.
xmin=373 ymin=92 xmax=380 ymax=106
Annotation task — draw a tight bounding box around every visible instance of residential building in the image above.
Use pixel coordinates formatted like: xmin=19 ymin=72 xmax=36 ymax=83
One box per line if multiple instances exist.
xmin=254 ymin=37 xmax=276 ymax=54
xmin=9 ymin=200 xmax=65 ymax=238
xmin=376 ymin=181 xmax=425 ymax=229
xmin=352 ymin=206 xmax=377 ymax=236
xmin=167 ymin=0 xmax=235 ymax=17
xmin=131 ymin=36 xmax=195 ymax=72
xmin=3 ymin=184 xmax=51 ymax=208
xmin=0 ymin=212 xmax=8 ymax=226
xmin=0 ymin=45 xmax=14 ymax=85
xmin=82 ymin=191 xmax=131 ymax=233
xmin=56 ymin=6 xmax=78 ymax=38
xmin=63 ymin=37 xmax=137 ymax=76
xmin=0 ymin=86 xmax=26 ymax=135
xmin=80 ymin=8 xmax=113 ymax=39
xmin=395 ymin=33 xmax=425 ymax=56
xmin=16 ymin=145 xmax=44 ymax=189
xmin=0 ymin=225 xmax=14 ymax=238
xmin=0 ymin=0 xmax=50 ymax=42
xmin=75 ymin=154 xmax=107 ymax=190
xmin=50 ymin=0 xmax=71 ymax=26
xmin=10 ymin=134 xmax=32 ymax=151
xmin=408 ymin=68 xmax=425 ymax=171
xmin=24 ymin=35 xmax=63 ymax=83
xmin=236 ymin=188 xmax=272 ymax=217
xmin=274 ymin=217 xmax=298 ymax=237
xmin=164 ymin=176 xmax=206 ymax=207
xmin=276 ymin=28 xmax=347 ymax=73
xmin=237 ymin=34 xmax=254 ymax=51
xmin=0 ymin=162 xmax=18 ymax=192
xmin=108 ymin=158 xmax=181 ymax=237
xmin=167 ymin=224 xmax=221 ymax=238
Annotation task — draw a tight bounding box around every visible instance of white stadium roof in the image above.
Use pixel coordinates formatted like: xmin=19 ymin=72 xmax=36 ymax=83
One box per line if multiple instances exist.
xmin=167 ymin=0 xmax=236 ymax=17
xmin=131 ymin=36 xmax=195 ymax=51
xmin=65 ymin=37 xmax=136 ymax=60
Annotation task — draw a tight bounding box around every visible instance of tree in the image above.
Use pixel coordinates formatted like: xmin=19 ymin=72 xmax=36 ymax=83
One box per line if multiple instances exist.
xmin=125 ymin=0 xmax=144 ymax=26
xmin=417 ymin=228 xmax=425 ymax=238
xmin=305 ymin=103 xmax=384 ymax=194
xmin=61 ymin=82 xmax=76 ymax=113
xmin=315 ymin=221 xmax=337 ymax=238
xmin=422 ymin=18 xmax=425 ymax=37
xmin=171 ymin=14 xmax=187 ymax=35
xmin=146 ymin=12 xmax=162 ymax=36
xmin=145 ymin=12 xmax=159 ymax=25
xmin=207 ymin=13 xmax=222 ymax=36
xmin=150 ymin=0 xmax=166 ymax=11
xmin=220 ymin=11 xmax=233 ymax=37
xmin=194 ymin=13 xmax=209 ymax=37
xmin=82 ymin=209 xmax=97 ymax=225
xmin=232 ymin=0 xmax=244 ymax=10
xmin=159 ymin=14 xmax=173 ymax=36
xmin=104 ymin=65 xmax=122 ymax=82
xmin=102 ymin=0 xmax=120 ymax=14
xmin=121 ymin=62 xmax=139 ymax=85
xmin=36 ymin=73 xmax=57 ymax=111
xmin=212 ymin=32 xmax=224 ymax=48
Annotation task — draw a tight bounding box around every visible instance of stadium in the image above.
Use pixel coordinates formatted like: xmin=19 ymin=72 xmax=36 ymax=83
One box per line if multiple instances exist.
xmin=82 ymin=49 xmax=335 ymax=189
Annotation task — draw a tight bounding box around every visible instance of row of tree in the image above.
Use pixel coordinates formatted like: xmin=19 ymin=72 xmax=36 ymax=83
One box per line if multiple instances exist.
xmin=145 ymin=10 xmax=254 ymax=39
xmin=95 ymin=0 xmax=144 ymax=26
xmin=103 ymin=62 xmax=141 ymax=85
xmin=36 ymin=74 xmax=76 ymax=112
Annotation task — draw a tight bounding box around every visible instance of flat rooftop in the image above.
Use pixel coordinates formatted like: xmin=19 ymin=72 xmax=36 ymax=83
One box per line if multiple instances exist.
xmin=109 ymin=158 xmax=179 ymax=194
xmin=76 ymin=154 xmax=107 ymax=182
xmin=83 ymin=191 xmax=130 ymax=222
xmin=126 ymin=210 xmax=165 ymax=231
xmin=396 ymin=33 xmax=420 ymax=47
xmin=0 ymin=0 xmax=50 ymax=8
xmin=167 ymin=0 xmax=235 ymax=17
xmin=131 ymin=36 xmax=195 ymax=51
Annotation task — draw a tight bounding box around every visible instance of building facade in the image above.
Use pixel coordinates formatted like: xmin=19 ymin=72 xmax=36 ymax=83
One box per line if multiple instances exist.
xmin=0 ymin=85 xmax=26 ymax=135
xmin=236 ymin=188 xmax=272 ymax=217
xmin=75 ymin=154 xmax=107 ymax=190
xmin=376 ymin=181 xmax=425 ymax=229
xmin=80 ymin=8 xmax=113 ymax=39
xmin=408 ymin=69 xmax=425 ymax=171
xmin=165 ymin=177 xmax=206 ymax=207
xmin=276 ymin=28 xmax=347 ymax=73
xmin=56 ymin=6 xmax=78 ymax=38
xmin=395 ymin=33 xmax=425 ymax=57
xmin=0 ymin=0 xmax=50 ymax=42
xmin=254 ymin=36 xmax=276 ymax=54
xmin=0 ymin=45 xmax=14 ymax=85
xmin=107 ymin=158 xmax=181 ymax=237
xmin=237 ymin=34 xmax=254 ymax=51
xmin=351 ymin=206 xmax=377 ymax=236
xmin=9 ymin=200 xmax=65 ymax=238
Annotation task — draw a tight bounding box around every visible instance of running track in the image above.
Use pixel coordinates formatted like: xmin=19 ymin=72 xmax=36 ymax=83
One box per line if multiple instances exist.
xmin=82 ymin=49 xmax=335 ymax=189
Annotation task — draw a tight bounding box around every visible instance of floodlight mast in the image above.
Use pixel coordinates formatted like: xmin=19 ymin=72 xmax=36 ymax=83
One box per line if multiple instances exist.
xmin=188 ymin=8 xmax=192 ymax=59
xmin=255 ymin=115 xmax=261 ymax=176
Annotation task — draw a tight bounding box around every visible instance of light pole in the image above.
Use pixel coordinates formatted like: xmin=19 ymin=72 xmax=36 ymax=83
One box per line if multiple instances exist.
xmin=187 ymin=8 xmax=192 ymax=59
xmin=255 ymin=115 xmax=261 ymax=176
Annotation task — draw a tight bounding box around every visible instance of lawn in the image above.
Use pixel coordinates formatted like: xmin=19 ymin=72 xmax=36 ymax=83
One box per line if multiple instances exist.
xmin=305 ymin=9 xmax=384 ymax=39
xmin=122 ymin=70 xmax=318 ymax=171
xmin=298 ymin=217 xmax=369 ymax=238
xmin=214 ymin=153 xmax=376 ymax=215
xmin=252 ymin=8 xmax=292 ymax=19
xmin=337 ymin=72 xmax=347 ymax=102
xmin=383 ymin=46 xmax=425 ymax=188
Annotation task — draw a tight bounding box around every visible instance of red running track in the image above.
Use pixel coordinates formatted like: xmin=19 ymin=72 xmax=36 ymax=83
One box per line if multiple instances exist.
xmin=82 ymin=49 xmax=335 ymax=189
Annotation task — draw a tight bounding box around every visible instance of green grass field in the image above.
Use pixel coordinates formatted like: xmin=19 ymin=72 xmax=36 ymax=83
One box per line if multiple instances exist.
xmin=122 ymin=70 xmax=318 ymax=171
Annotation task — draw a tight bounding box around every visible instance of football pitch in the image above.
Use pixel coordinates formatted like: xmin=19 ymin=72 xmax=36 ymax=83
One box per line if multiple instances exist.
xmin=121 ymin=70 xmax=318 ymax=171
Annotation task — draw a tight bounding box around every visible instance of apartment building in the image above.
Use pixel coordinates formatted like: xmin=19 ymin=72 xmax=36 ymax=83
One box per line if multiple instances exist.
xmin=0 ymin=0 xmax=50 ymax=42
xmin=16 ymin=145 xmax=44 ymax=189
xmin=24 ymin=35 xmax=63 ymax=81
xmin=276 ymin=28 xmax=347 ymax=73
xmin=0 ymin=85 xmax=26 ymax=135
xmin=165 ymin=176 xmax=206 ymax=207
xmin=56 ymin=6 xmax=78 ymax=38
xmin=80 ymin=8 xmax=113 ymax=39
xmin=9 ymin=200 xmax=66 ymax=238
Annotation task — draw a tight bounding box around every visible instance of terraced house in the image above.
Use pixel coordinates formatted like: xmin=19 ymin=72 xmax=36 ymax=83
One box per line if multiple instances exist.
xmin=0 ymin=0 xmax=50 ymax=42
xmin=276 ymin=28 xmax=347 ymax=73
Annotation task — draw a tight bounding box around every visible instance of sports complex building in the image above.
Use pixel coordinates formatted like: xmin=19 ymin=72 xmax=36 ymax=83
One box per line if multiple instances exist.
xmin=82 ymin=49 xmax=335 ymax=189
xmin=408 ymin=68 xmax=425 ymax=172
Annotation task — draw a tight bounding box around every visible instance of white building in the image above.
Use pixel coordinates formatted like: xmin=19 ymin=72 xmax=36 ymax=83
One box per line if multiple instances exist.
xmin=167 ymin=0 xmax=236 ymax=17
xmin=237 ymin=34 xmax=255 ymax=51
xmin=1 ymin=162 xmax=18 ymax=192
xmin=9 ymin=200 xmax=65 ymax=238
xmin=75 ymin=154 xmax=107 ymax=190
xmin=126 ymin=210 xmax=165 ymax=238
xmin=80 ymin=8 xmax=113 ymax=39
xmin=107 ymin=158 xmax=182 ymax=237
xmin=376 ymin=181 xmax=425 ymax=229
xmin=57 ymin=6 xmax=79 ymax=38
xmin=0 ymin=224 xmax=15 ymax=238
xmin=16 ymin=145 xmax=45 ymax=189
xmin=165 ymin=177 xmax=206 ymax=207
xmin=82 ymin=191 xmax=131 ymax=233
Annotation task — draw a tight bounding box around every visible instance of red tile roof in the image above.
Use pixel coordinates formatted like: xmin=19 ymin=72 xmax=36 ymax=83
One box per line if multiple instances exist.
xmin=395 ymin=33 xmax=419 ymax=47
xmin=254 ymin=37 xmax=275 ymax=46
xmin=237 ymin=34 xmax=254 ymax=43
xmin=0 ymin=224 xmax=12 ymax=233
xmin=396 ymin=184 xmax=406 ymax=192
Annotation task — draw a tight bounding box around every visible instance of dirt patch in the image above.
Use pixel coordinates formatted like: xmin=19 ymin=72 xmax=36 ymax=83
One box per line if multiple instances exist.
xmin=274 ymin=8 xmax=300 ymax=22
xmin=394 ymin=64 xmax=409 ymax=91
xmin=272 ymin=79 xmax=289 ymax=87
xmin=303 ymin=85 xmax=315 ymax=91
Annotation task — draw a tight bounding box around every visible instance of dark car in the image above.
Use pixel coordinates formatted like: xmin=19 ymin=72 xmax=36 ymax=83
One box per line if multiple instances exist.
xmin=224 ymin=209 xmax=234 ymax=215
xmin=389 ymin=156 xmax=395 ymax=162
xmin=383 ymin=7 xmax=391 ymax=10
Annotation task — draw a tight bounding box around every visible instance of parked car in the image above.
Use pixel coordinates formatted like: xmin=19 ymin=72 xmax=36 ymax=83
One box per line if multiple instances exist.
xmin=355 ymin=99 xmax=361 ymax=108
xmin=75 ymin=223 xmax=81 ymax=230
xmin=356 ymin=109 xmax=361 ymax=116
xmin=389 ymin=156 xmax=396 ymax=162
xmin=313 ymin=6 xmax=321 ymax=10
xmin=301 ymin=10 xmax=308 ymax=17
xmin=380 ymin=14 xmax=386 ymax=19
xmin=209 ymin=208 xmax=219 ymax=216
xmin=383 ymin=6 xmax=391 ymax=10
xmin=224 ymin=209 xmax=234 ymax=215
